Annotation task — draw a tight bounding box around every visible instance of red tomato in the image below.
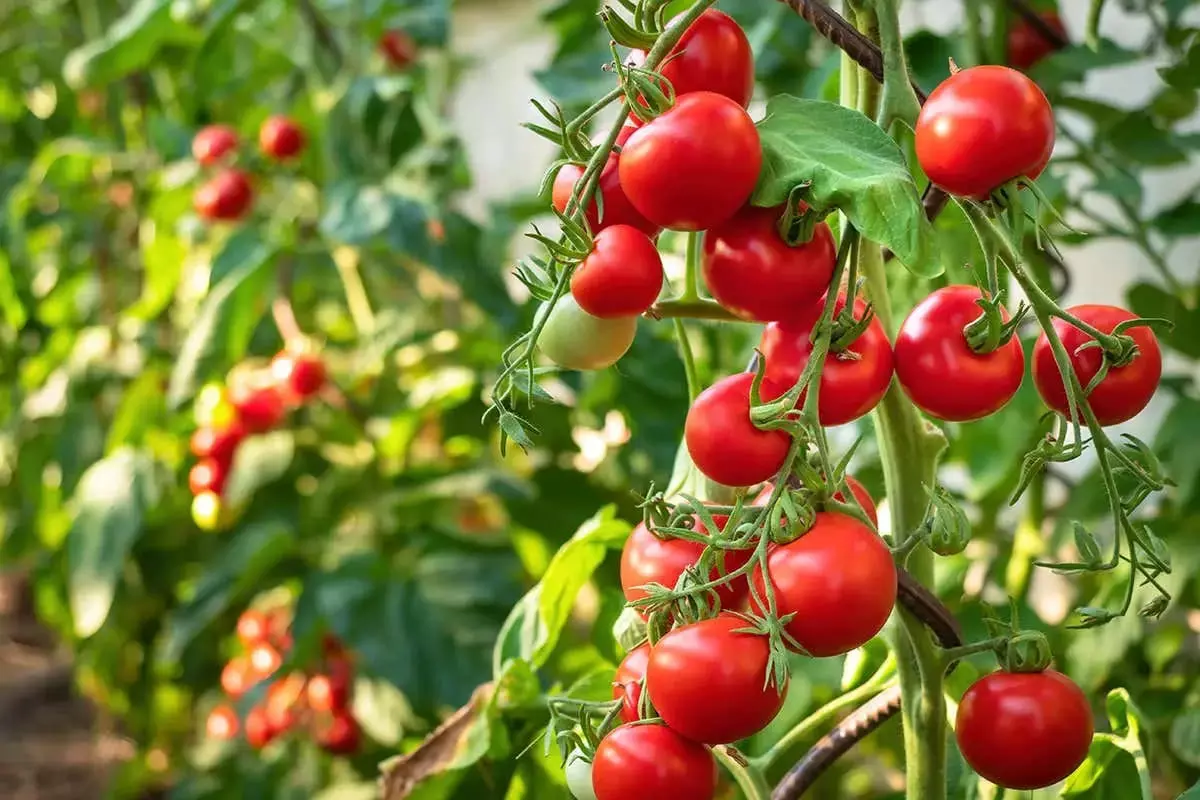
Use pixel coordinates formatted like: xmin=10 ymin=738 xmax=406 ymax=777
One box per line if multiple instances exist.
xmin=894 ymin=285 xmax=1026 ymax=422
xmin=188 ymin=458 xmax=227 ymax=496
xmin=1007 ymin=12 xmax=1067 ymax=71
xmin=248 ymin=643 xmax=282 ymax=681
xmin=592 ymin=723 xmax=717 ymax=800
xmin=630 ymin=9 xmax=755 ymax=108
xmin=271 ymin=350 xmax=327 ymax=401
xmin=190 ymin=420 xmax=246 ymax=465
xmin=264 ymin=673 xmax=306 ymax=734
xmin=230 ymin=383 xmax=287 ymax=433
xmin=702 ymin=205 xmax=836 ymax=322
xmin=193 ymin=169 xmax=253 ymax=221
xmin=317 ymin=713 xmax=361 ymax=755
xmin=379 ymin=29 xmax=418 ymax=69
xmin=206 ymin=704 xmax=239 ymax=740
xmin=685 ymin=372 xmax=791 ymax=488
xmin=552 ymin=125 xmax=660 ymax=237
xmin=236 ymin=609 xmax=272 ymax=648
xmin=620 ymin=516 xmax=751 ymax=618
xmin=751 ymin=512 xmax=896 ymax=657
xmin=612 ymin=643 xmax=651 ymax=723
xmin=192 ymin=125 xmax=238 ymax=166
xmin=755 ymin=475 xmax=879 ymax=527
xmin=618 ymin=92 xmax=761 ymax=232
xmin=914 ymin=65 xmax=1055 ymax=199
xmin=220 ymin=656 xmax=255 ymax=699
xmin=258 ymin=115 xmax=306 ymax=160
xmin=570 ymin=225 xmax=664 ymax=317
xmin=759 ymin=294 xmax=895 ymax=426
xmin=1031 ymin=304 xmax=1161 ymax=426
xmin=956 ymin=669 xmax=1093 ymax=789
xmin=646 ymin=612 xmax=787 ymax=744
xmin=244 ymin=705 xmax=275 ymax=749
xmin=307 ymin=672 xmax=351 ymax=713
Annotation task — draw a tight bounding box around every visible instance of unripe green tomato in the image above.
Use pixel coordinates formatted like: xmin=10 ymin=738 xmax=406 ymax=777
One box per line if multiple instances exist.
xmin=564 ymin=749 xmax=597 ymax=800
xmin=194 ymin=382 xmax=237 ymax=428
xmin=537 ymin=295 xmax=637 ymax=370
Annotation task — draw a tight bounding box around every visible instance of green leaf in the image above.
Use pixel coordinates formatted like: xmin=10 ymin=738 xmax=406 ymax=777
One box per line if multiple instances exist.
xmin=1180 ymin=781 xmax=1200 ymax=799
xmin=222 ymin=431 xmax=295 ymax=509
xmin=351 ymin=674 xmax=419 ymax=747
xmin=1158 ymin=38 xmax=1200 ymax=90
xmin=1065 ymin=688 xmax=1154 ymax=799
xmin=1102 ymin=115 xmax=1189 ymax=167
xmin=1126 ymin=282 xmax=1200 ymax=359
xmin=105 ymin=368 xmax=167 ymax=452
xmin=1151 ymin=198 xmax=1200 ymax=237
xmin=1031 ymin=40 xmax=1140 ymax=91
xmin=62 ymin=0 xmax=196 ymax=89
xmin=1171 ymin=710 xmax=1200 ymax=768
xmin=320 ymin=182 xmax=399 ymax=244
xmin=753 ymin=95 xmax=942 ymax=277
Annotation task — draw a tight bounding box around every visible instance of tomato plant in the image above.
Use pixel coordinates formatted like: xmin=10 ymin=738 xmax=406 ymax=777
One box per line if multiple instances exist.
xmin=537 ymin=293 xmax=639 ymax=369
xmin=592 ymin=724 xmax=717 ymax=800
xmin=620 ymin=516 xmax=750 ymax=617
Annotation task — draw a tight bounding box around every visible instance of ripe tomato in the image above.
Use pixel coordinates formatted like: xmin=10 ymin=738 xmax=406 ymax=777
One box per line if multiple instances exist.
xmin=237 ymin=609 xmax=272 ymax=647
xmin=751 ymin=512 xmax=896 ymax=657
xmin=756 ymin=475 xmax=879 ymax=527
xmin=206 ymin=704 xmax=239 ymax=740
xmin=192 ymin=124 xmax=238 ymax=166
xmin=955 ymin=669 xmax=1093 ymax=789
xmin=220 ymin=655 xmax=255 ymax=699
xmin=630 ymin=8 xmax=754 ymax=108
xmin=191 ymin=491 xmax=223 ymax=531
xmin=1031 ymin=304 xmax=1161 ymax=426
xmin=759 ymin=294 xmax=895 ymax=427
xmin=1007 ymin=12 xmax=1067 ymax=71
xmin=193 ymin=169 xmax=253 ymax=221
xmin=190 ymin=420 xmax=246 ymax=465
xmin=570 ymin=225 xmax=664 ymax=318
xmin=618 ymin=92 xmax=761 ymax=232
xmin=894 ymin=285 xmax=1025 ymax=422
xmin=244 ymin=705 xmax=275 ymax=749
xmin=685 ymin=372 xmax=791 ymax=488
xmin=248 ymin=643 xmax=282 ymax=680
xmin=258 ymin=115 xmax=306 ymax=160
xmin=612 ymin=643 xmax=650 ymax=723
xmin=264 ymin=673 xmax=306 ymax=734
xmin=552 ymin=125 xmax=660 ymax=237
xmin=591 ymin=723 xmax=717 ymax=800
xmin=379 ymin=29 xmax=417 ymax=70
xmin=703 ymin=205 xmax=836 ymax=322
xmin=271 ymin=350 xmax=327 ymax=402
xmin=646 ymin=612 xmax=787 ymax=744
xmin=317 ymin=713 xmax=361 ymax=755
xmin=230 ymin=383 xmax=287 ymax=433
xmin=188 ymin=458 xmax=227 ymax=496
xmin=915 ymin=65 xmax=1055 ymax=200
xmin=537 ymin=294 xmax=638 ymax=371
xmin=307 ymin=672 xmax=351 ymax=713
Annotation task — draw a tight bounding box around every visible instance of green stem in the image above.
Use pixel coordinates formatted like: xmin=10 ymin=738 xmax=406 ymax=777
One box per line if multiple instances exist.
xmin=335 ymin=247 xmax=376 ymax=334
xmin=1005 ymin=471 xmax=1045 ymax=601
xmin=681 ymin=231 xmax=704 ymax=302
xmin=713 ymin=746 xmax=771 ymax=800
xmin=673 ymin=318 xmax=701 ymax=404
xmin=963 ymin=0 xmax=987 ymax=66
xmin=650 ymin=299 xmax=742 ymax=321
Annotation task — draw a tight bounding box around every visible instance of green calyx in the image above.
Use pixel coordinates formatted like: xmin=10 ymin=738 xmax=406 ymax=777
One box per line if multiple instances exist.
xmin=998 ymin=630 xmax=1053 ymax=673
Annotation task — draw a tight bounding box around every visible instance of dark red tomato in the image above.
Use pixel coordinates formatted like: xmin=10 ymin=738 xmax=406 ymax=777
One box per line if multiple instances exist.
xmin=307 ymin=672 xmax=351 ymax=713
xmin=630 ymin=9 xmax=754 ymax=108
xmin=570 ymin=225 xmax=664 ymax=317
xmin=230 ymin=384 xmax=287 ymax=433
xmin=618 ymin=92 xmax=761 ymax=232
xmin=193 ymin=169 xmax=253 ymax=221
xmin=190 ymin=420 xmax=246 ymax=465
xmin=271 ymin=350 xmax=327 ymax=402
xmin=956 ymin=669 xmax=1093 ymax=789
xmin=894 ymin=285 xmax=1025 ymax=422
xmin=317 ymin=713 xmax=361 ymax=755
xmin=685 ymin=372 xmax=791 ymax=488
xmin=552 ymin=125 xmax=660 ymax=237
xmin=620 ymin=516 xmax=751 ymax=618
xmin=759 ymin=294 xmax=895 ymax=427
xmin=646 ymin=612 xmax=787 ymax=744
xmin=754 ymin=474 xmax=879 ymax=527
xmin=244 ymin=705 xmax=276 ymax=749
xmin=914 ymin=65 xmax=1055 ymax=200
xmin=237 ymin=608 xmax=272 ymax=647
xmin=592 ymin=723 xmax=717 ymax=800
xmin=612 ymin=643 xmax=651 ymax=722
xmin=702 ymin=205 xmax=836 ymax=322
xmin=188 ymin=458 xmax=227 ymax=496
xmin=220 ymin=656 xmax=254 ymax=699
xmin=379 ymin=29 xmax=418 ymax=70
xmin=192 ymin=124 xmax=238 ymax=166
xmin=1032 ymin=304 xmax=1161 ymax=426
xmin=206 ymin=704 xmax=239 ymax=740
xmin=1007 ymin=11 xmax=1067 ymax=71
xmin=750 ymin=512 xmax=896 ymax=657
xmin=259 ymin=115 xmax=306 ymax=160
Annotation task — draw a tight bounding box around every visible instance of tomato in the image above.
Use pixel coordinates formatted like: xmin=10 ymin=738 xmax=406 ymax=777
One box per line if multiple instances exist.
xmin=191 ymin=491 xmax=224 ymax=531
xmin=1007 ymin=12 xmax=1067 ymax=71
xmin=258 ymin=115 xmax=306 ymax=160
xmin=248 ymin=643 xmax=282 ymax=680
xmin=646 ymin=612 xmax=787 ymax=744
xmin=565 ymin=749 xmax=599 ymax=800
xmin=307 ymin=672 xmax=351 ymax=713
xmin=570 ymin=225 xmax=664 ymax=318
xmin=618 ymin=92 xmax=761 ymax=232
xmin=190 ymin=420 xmax=246 ymax=464
xmin=612 ymin=643 xmax=650 ymax=722
xmin=553 ymin=125 xmax=660 ymax=237
xmin=379 ymin=29 xmax=418 ymax=70
xmin=751 ymin=512 xmax=896 ymax=657
xmin=685 ymin=372 xmax=791 ymax=488
xmin=271 ymin=350 xmax=327 ymax=401
xmin=188 ymin=458 xmax=227 ymax=496
xmin=264 ymin=673 xmax=306 ymax=734
xmin=630 ymin=9 xmax=754 ymax=108
xmin=192 ymin=124 xmax=238 ymax=166
xmin=317 ymin=713 xmax=361 ymax=755
xmin=194 ymin=383 xmax=237 ymax=428
xmin=1031 ymin=304 xmax=1161 ymax=426
xmin=591 ymin=723 xmax=717 ymax=800
xmin=206 ymin=704 xmax=239 ymax=740
xmin=244 ymin=705 xmax=275 ymax=749
xmin=193 ymin=169 xmax=253 ymax=221
xmin=955 ymin=669 xmax=1093 ymax=789
xmin=230 ymin=383 xmax=287 ymax=433
xmin=220 ymin=655 xmax=255 ymax=699
xmin=537 ymin=294 xmax=638 ymax=370
xmin=759 ymin=294 xmax=895 ymax=427
xmin=702 ymin=205 xmax=836 ymax=322
xmin=894 ymin=285 xmax=1026 ymax=422
xmin=756 ymin=474 xmax=879 ymax=527
xmin=237 ymin=609 xmax=272 ymax=647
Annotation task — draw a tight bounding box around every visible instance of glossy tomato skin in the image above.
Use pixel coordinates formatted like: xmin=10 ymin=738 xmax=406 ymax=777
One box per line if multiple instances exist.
xmin=237 ymin=609 xmax=272 ymax=647
xmin=619 ymin=92 xmax=761 ymax=232
xmin=379 ymin=29 xmax=418 ymax=69
xmin=318 ymin=713 xmax=362 ymax=755
xmin=553 ymin=125 xmax=661 ymax=237
xmin=612 ymin=643 xmax=651 ymax=723
xmin=271 ymin=351 xmax=327 ymax=401
xmin=592 ymin=723 xmax=717 ymax=800
xmin=194 ymin=169 xmax=253 ymax=221
xmin=751 ymin=512 xmax=896 ymax=657
xmin=685 ymin=372 xmax=791 ymax=488
xmin=206 ymin=704 xmax=239 ymax=740
xmin=259 ymin=115 xmax=306 ymax=160
xmin=646 ymin=612 xmax=787 ymax=744
xmin=537 ymin=295 xmax=638 ymax=370
xmin=1008 ymin=12 xmax=1066 ymax=71
xmin=759 ymin=295 xmax=895 ymax=427
xmin=755 ymin=475 xmax=879 ymax=527
xmin=307 ymin=672 xmax=351 ymax=712
xmin=220 ymin=655 xmax=254 ymax=699
xmin=703 ymin=205 xmax=836 ymax=322
xmin=230 ymin=384 xmax=287 ymax=433
xmin=244 ymin=705 xmax=275 ymax=749
xmin=956 ymin=669 xmax=1093 ymax=790
xmin=894 ymin=285 xmax=1025 ymax=422
xmin=189 ymin=458 xmax=227 ymax=496
xmin=1032 ymin=304 xmax=1161 ymax=426
xmin=631 ymin=9 xmax=754 ymax=108
xmin=915 ymin=65 xmax=1055 ymax=199
xmin=570 ymin=225 xmax=664 ymax=317
xmin=190 ymin=420 xmax=246 ymax=465
xmin=192 ymin=125 xmax=238 ymax=166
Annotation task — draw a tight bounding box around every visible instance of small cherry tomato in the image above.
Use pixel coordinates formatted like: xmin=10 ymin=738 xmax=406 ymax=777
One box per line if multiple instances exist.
xmin=1031 ymin=304 xmax=1161 ymax=426
xmin=258 ymin=115 xmax=306 ymax=160
xmin=220 ymin=655 xmax=255 ymax=699
xmin=755 ymin=474 xmax=879 ymax=527
xmin=229 ymin=383 xmax=287 ymax=433
xmin=379 ymin=29 xmax=418 ymax=70
xmin=751 ymin=511 xmax=896 ymax=657
xmin=194 ymin=383 xmax=237 ymax=429
xmin=537 ymin=294 xmax=638 ymax=370
xmin=264 ymin=673 xmax=306 ymax=734
xmin=193 ymin=169 xmax=253 ymax=221
xmin=244 ymin=705 xmax=275 ymax=749
xmin=552 ymin=125 xmax=661 ymax=237
xmin=307 ymin=672 xmax=351 ymax=713
xmin=612 ymin=643 xmax=651 ymax=723
xmin=192 ymin=125 xmax=238 ymax=166
xmin=915 ymin=65 xmax=1055 ymax=200
xmin=248 ymin=643 xmax=282 ymax=681
xmin=206 ymin=704 xmax=239 ymax=740
xmin=190 ymin=420 xmax=246 ymax=464
xmin=188 ymin=458 xmax=227 ymax=496
xmin=703 ymin=205 xmax=836 ymax=322
xmin=565 ymin=749 xmax=599 ymax=800
xmin=236 ymin=609 xmax=272 ymax=648
xmin=646 ymin=612 xmax=787 ymax=744
xmin=317 ymin=713 xmax=361 ymax=755
xmin=955 ymin=669 xmax=1093 ymax=790
xmin=894 ymin=285 xmax=1026 ymax=422
xmin=630 ymin=8 xmax=755 ymax=108
xmin=591 ymin=723 xmax=717 ymax=800
xmin=191 ymin=491 xmax=224 ymax=531
xmin=685 ymin=372 xmax=791 ymax=488
xmin=570 ymin=225 xmax=664 ymax=318
xmin=1007 ymin=11 xmax=1067 ymax=71
xmin=270 ymin=350 xmax=327 ymax=402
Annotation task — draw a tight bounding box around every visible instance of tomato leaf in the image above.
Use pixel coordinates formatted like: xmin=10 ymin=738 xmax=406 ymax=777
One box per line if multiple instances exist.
xmin=1170 ymin=709 xmax=1200 ymax=768
xmin=222 ymin=431 xmax=295 ymax=510
xmin=752 ymin=95 xmax=942 ymax=278
xmin=1126 ymin=282 xmax=1200 ymax=359
xmin=1151 ymin=198 xmax=1200 ymax=237
xmin=62 ymin=0 xmax=195 ymax=90
xmin=1064 ymin=689 xmax=1154 ymax=799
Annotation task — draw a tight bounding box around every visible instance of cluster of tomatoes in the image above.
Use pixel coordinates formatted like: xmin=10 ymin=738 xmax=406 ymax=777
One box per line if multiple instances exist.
xmin=191 ymin=114 xmax=307 ymax=223
xmin=205 ymin=608 xmax=361 ymax=754
xmin=189 ymin=346 xmax=326 ymax=531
